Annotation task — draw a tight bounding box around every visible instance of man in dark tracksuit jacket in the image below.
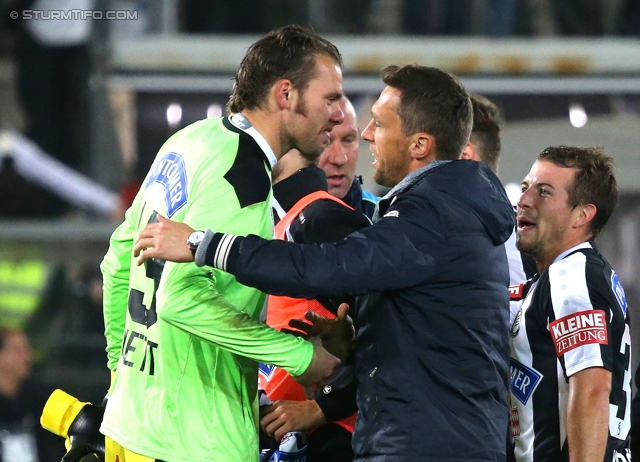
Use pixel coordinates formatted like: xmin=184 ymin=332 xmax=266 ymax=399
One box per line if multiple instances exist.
xmin=136 ymin=65 xmax=515 ymax=461
xmin=200 ymin=159 xmax=513 ymax=462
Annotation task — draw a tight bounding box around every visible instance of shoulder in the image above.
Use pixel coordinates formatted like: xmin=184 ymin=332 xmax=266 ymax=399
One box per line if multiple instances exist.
xmin=290 ymin=199 xmax=371 ymax=244
xmin=549 ymin=249 xmax=607 ymax=291
xmin=303 ymin=199 xmax=370 ymax=224
xmin=549 ymin=250 xmax=588 ymax=280
xmin=215 ymin=119 xmax=272 ymax=208
xmin=387 ymin=189 xmax=442 ymax=217
xmin=361 ymin=189 xmax=380 ymax=204
xmin=165 ymin=118 xmax=227 ymax=148
xmin=546 ymin=249 xmax=620 ymax=316
xmin=165 ymin=118 xmax=271 ymax=209
xmin=359 ymin=189 xmax=380 ymax=219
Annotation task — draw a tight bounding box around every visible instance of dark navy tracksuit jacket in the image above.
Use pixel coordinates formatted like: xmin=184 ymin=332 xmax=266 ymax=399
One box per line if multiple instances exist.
xmin=207 ymin=160 xmax=515 ymax=461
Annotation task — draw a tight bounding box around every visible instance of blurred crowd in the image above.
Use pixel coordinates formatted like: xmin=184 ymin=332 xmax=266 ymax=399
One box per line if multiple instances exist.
xmin=0 ymin=2 xmax=638 ymax=461
xmin=182 ymin=0 xmax=640 ymax=36
xmin=0 ymin=0 xmax=639 ymax=219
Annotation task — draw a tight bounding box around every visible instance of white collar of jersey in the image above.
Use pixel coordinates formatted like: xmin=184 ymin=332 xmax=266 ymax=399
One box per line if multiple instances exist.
xmin=271 ymin=197 xmax=286 ymax=220
xmin=553 ymin=241 xmax=593 ymax=264
xmin=229 ymin=113 xmax=278 ymax=168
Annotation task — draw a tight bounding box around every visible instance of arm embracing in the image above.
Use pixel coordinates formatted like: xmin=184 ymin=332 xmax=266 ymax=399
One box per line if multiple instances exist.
xmin=158 ymin=260 xmax=317 ymax=378
xmin=198 ymin=218 xmax=436 ymax=300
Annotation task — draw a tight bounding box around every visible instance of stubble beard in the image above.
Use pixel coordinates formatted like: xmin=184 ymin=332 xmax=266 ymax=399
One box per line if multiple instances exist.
xmin=292 ymin=94 xmax=326 ymax=162
xmin=516 ymin=234 xmax=544 ymax=262
xmin=294 ymin=96 xmax=308 ymax=117
xmin=373 ymin=158 xmax=405 ymax=188
xmin=374 ymin=168 xmax=393 ymax=188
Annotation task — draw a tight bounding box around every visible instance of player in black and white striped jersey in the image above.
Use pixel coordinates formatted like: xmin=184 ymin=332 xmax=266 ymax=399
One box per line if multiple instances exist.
xmin=509 ymin=146 xmax=630 ymax=461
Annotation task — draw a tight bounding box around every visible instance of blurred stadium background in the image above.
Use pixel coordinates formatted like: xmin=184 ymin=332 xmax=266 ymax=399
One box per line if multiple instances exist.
xmin=0 ymin=0 xmax=638 ymax=431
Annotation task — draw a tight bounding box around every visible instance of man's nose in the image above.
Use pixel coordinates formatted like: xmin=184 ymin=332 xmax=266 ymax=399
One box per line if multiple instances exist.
xmin=326 ymin=145 xmax=347 ymax=165
xmin=361 ymin=119 xmax=374 ymax=142
xmin=517 ymin=189 xmax=532 ymax=209
xmin=330 ymin=105 xmax=345 ymax=126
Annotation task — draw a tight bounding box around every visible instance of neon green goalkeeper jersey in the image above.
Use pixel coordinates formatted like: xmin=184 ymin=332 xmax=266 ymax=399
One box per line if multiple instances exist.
xmin=100 ymin=115 xmax=314 ymax=462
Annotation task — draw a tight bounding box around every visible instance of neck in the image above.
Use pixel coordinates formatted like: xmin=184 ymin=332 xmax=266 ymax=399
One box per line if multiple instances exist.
xmin=536 ymin=236 xmax=592 ymax=273
xmin=410 ymin=150 xmax=439 ymax=173
xmin=240 ymin=109 xmax=284 ymax=158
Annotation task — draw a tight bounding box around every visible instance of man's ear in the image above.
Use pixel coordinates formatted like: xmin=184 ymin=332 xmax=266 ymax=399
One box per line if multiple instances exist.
xmin=275 ymin=80 xmax=294 ymax=110
xmin=461 ymin=141 xmax=479 ymax=161
xmin=574 ymin=203 xmax=597 ymax=231
xmin=410 ymin=133 xmax=435 ymax=161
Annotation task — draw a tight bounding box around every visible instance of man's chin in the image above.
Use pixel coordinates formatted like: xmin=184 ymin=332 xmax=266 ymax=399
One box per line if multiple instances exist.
xmin=374 ymin=171 xmax=396 ymax=188
xmin=327 ymin=187 xmax=340 ymax=198
xmin=299 ymin=147 xmax=323 ymax=163
xmin=515 ymin=238 xmax=541 ymax=260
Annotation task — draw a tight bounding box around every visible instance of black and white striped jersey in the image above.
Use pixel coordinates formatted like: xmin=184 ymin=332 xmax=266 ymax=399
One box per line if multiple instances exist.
xmin=507 ymin=228 xmax=538 ymax=325
xmin=509 ymin=242 xmax=631 ymax=462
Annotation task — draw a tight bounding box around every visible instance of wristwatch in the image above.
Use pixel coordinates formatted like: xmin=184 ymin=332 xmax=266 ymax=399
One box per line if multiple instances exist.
xmin=187 ymin=230 xmax=206 ymax=257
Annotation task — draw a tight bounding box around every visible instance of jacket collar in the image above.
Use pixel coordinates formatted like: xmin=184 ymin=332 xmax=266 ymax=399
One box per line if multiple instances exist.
xmin=272 ymin=166 xmax=329 ymax=212
xmin=374 ymin=160 xmax=451 ymax=220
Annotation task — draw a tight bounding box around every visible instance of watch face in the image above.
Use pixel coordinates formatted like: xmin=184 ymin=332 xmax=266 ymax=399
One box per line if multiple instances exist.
xmin=188 ymin=231 xmax=205 ymax=249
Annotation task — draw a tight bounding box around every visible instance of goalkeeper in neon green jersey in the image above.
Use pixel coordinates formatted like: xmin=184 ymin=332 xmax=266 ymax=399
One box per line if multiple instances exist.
xmin=99 ymin=25 xmax=347 ymax=462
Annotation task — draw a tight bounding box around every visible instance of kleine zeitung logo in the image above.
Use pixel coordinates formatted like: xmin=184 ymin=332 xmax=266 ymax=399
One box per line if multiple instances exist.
xmin=549 ymin=309 xmax=608 ymax=357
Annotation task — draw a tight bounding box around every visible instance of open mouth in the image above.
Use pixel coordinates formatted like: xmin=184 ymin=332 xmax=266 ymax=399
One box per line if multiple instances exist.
xmin=326 ymin=174 xmax=346 ymax=187
xmin=517 ymin=217 xmax=536 ymax=232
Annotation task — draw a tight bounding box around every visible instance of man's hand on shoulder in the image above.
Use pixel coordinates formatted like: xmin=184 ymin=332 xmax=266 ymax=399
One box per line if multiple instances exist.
xmin=289 ymin=303 xmax=354 ymax=362
xmin=134 ymin=214 xmax=195 ymax=265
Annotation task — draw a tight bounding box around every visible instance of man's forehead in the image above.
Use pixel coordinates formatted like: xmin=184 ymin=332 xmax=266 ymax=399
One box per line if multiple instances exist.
xmin=524 ymin=160 xmax=575 ymax=186
xmin=330 ymin=127 xmax=357 ymax=142
xmin=373 ymin=87 xmax=401 ymax=113
xmin=306 ymin=57 xmax=343 ymax=91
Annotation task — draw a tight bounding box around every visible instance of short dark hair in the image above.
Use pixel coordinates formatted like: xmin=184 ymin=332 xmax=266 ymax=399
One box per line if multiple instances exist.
xmin=470 ymin=93 xmax=501 ymax=170
xmin=538 ymin=146 xmax=618 ymax=238
xmin=227 ymin=25 xmax=342 ymax=114
xmin=381 ymin=65 xmax=472 ymax=160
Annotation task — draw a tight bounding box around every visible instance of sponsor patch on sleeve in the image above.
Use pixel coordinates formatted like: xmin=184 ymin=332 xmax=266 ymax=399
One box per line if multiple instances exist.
xmin=146 ymin=152 xmax=188 ymax=218
xmin=258 ymin=363 xmax=275 ymax=389
xmin=509 ymin=284 xmax=526 ymax=301
xmin=549 ymin=309 xmax=608 ymax=357
xmin=383 ymin=210 xmax=399 ymax=218
xmin=611 ymin=271 xmax=627 ymax=316
xmin=510 ymin=358 xmax=543 ymax=405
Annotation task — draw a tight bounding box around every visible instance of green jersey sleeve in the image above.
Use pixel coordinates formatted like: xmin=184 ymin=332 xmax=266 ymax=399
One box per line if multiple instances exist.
xmin=101 ymin=191 xmax=145 ymax=371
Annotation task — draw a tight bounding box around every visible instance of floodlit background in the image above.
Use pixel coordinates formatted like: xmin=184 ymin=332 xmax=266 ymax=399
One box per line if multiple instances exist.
xmin=0 ymin=3 xmax=638 ymax=452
